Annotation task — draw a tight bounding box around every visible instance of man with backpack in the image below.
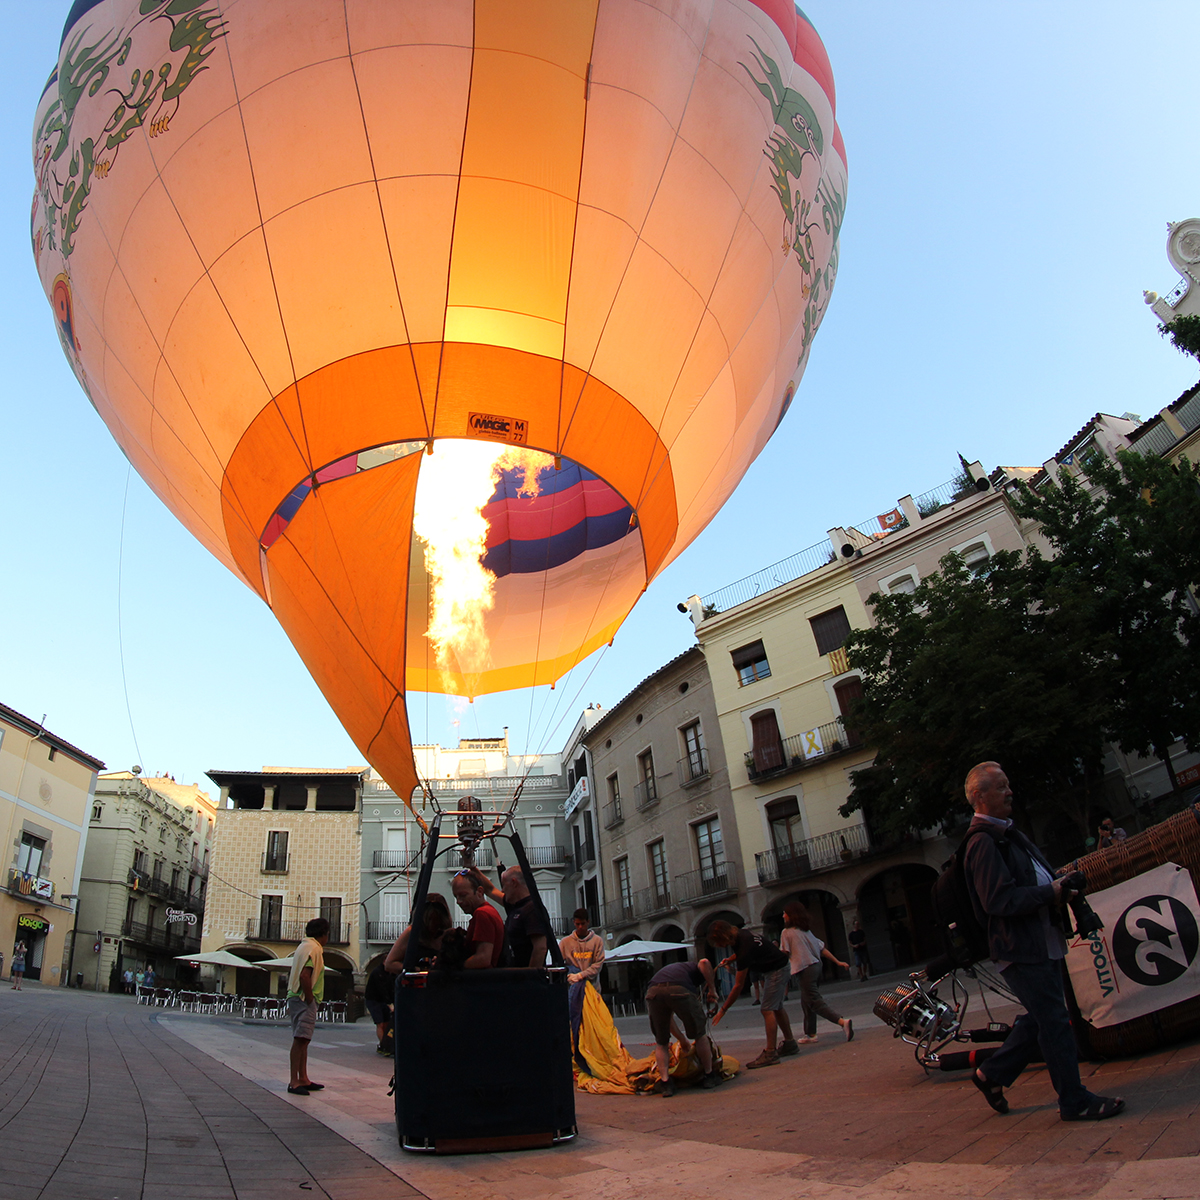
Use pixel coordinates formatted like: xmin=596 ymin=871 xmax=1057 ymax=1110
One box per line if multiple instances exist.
xmin=961 ymin=762 xmax=1124 ymax=1122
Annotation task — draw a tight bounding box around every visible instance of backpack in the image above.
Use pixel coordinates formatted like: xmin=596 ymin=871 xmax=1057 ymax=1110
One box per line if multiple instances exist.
xmin=930 ymin=827 xmax=1009 ymax=968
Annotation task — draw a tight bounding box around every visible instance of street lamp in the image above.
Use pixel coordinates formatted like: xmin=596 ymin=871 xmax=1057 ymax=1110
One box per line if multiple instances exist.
xmin=62 ymin=894 xmax=81 ymax=987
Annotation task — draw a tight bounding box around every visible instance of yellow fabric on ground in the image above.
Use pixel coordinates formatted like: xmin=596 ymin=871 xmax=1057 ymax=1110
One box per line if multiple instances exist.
xmin=573 ymin=984 xmax=739 ymax=1095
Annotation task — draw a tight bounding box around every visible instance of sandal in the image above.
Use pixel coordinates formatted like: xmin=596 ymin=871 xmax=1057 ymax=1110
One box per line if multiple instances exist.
xmin=971 ymin=1070 xmax=1009 ymax=1114
xmin=1062 ymin=1095 xmax=1125 ymax=1122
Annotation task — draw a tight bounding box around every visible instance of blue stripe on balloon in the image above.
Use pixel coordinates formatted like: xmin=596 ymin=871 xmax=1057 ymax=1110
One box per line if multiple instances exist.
xmin=483 ymin=507 xmax=635 ymax=577
xmin=489 ymin=460 xmax=603 ymax=503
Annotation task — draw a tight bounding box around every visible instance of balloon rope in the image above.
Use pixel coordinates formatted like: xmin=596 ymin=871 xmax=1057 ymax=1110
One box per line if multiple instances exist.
xmin=117 ymin=464 xmax=145 ymax=771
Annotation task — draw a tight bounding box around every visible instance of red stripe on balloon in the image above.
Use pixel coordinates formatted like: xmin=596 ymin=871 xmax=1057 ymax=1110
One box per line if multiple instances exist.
xmin=483 ymin=480 xmax=629 ymax=547
xmin=744 ymin=1 xmax=836 ymax=115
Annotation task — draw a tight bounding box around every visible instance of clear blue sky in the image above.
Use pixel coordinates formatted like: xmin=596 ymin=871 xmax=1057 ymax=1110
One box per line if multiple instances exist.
xmin=3 ymin=3 xmax=1197 ymax=802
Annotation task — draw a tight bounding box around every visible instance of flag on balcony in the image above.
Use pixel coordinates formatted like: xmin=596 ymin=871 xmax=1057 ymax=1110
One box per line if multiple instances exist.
xmin=878 ymin=507 xmax=904 ymax=531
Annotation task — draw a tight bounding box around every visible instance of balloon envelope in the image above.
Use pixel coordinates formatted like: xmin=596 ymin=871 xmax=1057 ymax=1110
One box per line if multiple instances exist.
xmin=33 ymin=0 xmax=846 ymax=805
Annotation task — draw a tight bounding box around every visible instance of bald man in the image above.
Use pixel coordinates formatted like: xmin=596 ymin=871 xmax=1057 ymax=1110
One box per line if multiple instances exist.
xmin=962 ymin=762 xmax=1123 ymax=1122
xmin=469 ymin=864 xmax=549 ymax=968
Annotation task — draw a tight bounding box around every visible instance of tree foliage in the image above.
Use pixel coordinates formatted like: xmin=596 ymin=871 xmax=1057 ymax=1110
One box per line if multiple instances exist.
xmin=841 ymin=450 xmax=1200 ymax=838
xmin=1161 ymin=313 xmax=1200 ymax=361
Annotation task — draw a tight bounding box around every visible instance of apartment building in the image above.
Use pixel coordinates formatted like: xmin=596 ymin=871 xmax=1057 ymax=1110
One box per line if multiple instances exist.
xmin=75 ymin=772 xmax=218 ymax=989
xmin=1 ymin=702 xmax=103 ymax=985
xmin=584 ymin=647 xmax=741 ymax=960
xmin=201 ymin=767 xmax=363 ymax=998
xmin=560 ymin=705 xmax=607 ymax=925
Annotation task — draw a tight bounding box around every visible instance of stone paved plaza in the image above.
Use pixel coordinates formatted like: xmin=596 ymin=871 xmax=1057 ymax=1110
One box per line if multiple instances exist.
xmin=3 ymin=977 xmax=1200 ymax=1200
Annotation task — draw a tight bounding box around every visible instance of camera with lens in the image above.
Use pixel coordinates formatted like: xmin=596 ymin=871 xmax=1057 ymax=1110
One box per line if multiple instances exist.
xmin=1057 ymin=870 xmax=1103 ymax=939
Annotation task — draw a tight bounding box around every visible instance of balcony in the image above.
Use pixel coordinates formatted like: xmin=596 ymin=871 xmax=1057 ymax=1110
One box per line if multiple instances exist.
xmin=602 ymin=799 xmax=624 ymax=829
xmin=447 ymin=847 xmax=495 ymax=869
xmin=563 ymin=775 xmax=590 ymax=819
xmin=571 ymin=839 xmax=595 ymax=872
xmin=632 ymin=884 xmax=675 ymax=918
xmin=633 ymin=778 xmax=659 ymax=812
xmin=129 ymin=867 xmax=175 ymax=901
xmin=121 ymin=919 xmax=200 ymax=954
xmin=602 ymin=897 xmax=637 ymax=929
xmin=372 ymin=849 xmax=413 ymax=871
xmin=367 ymin=921 xmax=406 ymax=943
xmin=755 ymin=822 xmax=872 ymax=885
xmin=677 ymin=747 xmax=710 ymax=786
xmin=8 ymin=869 xmax=54 ymax=900
xmin=260 ymin=852 xmax=290 ymax=875
xmin=525 ymin=845 xmax=568 ymax=869
xmin=744 ymin=718 xmax=864 ymax=783
xmin=245 ymin=918 xmax=350 ymax=945
xmin=673 ymin=860 xmax=740 ymax=905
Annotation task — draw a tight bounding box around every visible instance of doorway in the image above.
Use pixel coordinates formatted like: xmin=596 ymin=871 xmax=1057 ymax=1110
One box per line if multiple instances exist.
xmin=14 ymin=914 xmax=49 ymax=981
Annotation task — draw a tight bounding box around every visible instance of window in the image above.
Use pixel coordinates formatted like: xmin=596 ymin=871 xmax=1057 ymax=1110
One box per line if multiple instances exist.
xmin=750 ymin=709 xmax=786 ymax=773
xmin=731 ymin=640 xmax=771 ymax=686
xmin=170 ymin=868 xmax=181 ymax=892
xmin=957 ymin=540 xmax=991 ymax=575
xmin=124 ymin=896 xmax=137 ymax=928
xmin=152 ymin=859 xmax=163 ymax=881
xmin=47 ymin=744 xmax=57 ymax=762
xmin=694 ymin=818 xmax=723 ymax=879
xmin=833 ymin=677 xmax=864 ymax=744
xmin=92 ymin=804 xmax=102 ymax=822
xmin=810 ymin=606 xmax=852 ymax=656
xmin=17 ymin=833 xmax=46 ymax=877
xmin=880 ymin=570 xmax=918 ymax=595
xmin=615 ymin=857 xmax=632 ymax=911
xmin=607 ymin=772 xmax=621 ymax=809
xmin=648 ymin=840 xmax=669 ymax=904
xmin=320 ymin=897 xmax=342 ymax=939
xmin=681 ymin=721 xmax=706 ymax=780
xmin=638 ymin=750 xmax=657 ymax=802
xmin=158 ymin=824 xmax=166 ymax=841
xmin=264 ymin=830 xmax=289 ymax=872
xmin=381 ymin=891 xmax=409 ymax=930
xmin=133 ymin=848 xmax=148 ymax=874
xmin=139 ymin=814 xmax=149 ymax=830
xmin=260 ymin=894 xmax=283 ymax=940
xmin=766 ymin=796 xmax=804 ymax=853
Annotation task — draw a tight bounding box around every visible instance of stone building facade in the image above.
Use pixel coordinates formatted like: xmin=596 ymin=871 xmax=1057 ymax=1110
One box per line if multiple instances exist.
xmin=75 ymin=772 xmax=217 ymax=989
xmin=584 ymin=647 xmax=742 ymax=961
xmin=201 ymin=768 xmax=363 ymax=998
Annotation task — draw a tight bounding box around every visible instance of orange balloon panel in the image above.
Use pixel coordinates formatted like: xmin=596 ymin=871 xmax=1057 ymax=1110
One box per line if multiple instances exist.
xmin=33 ymin=0 xmax=846 ymax=803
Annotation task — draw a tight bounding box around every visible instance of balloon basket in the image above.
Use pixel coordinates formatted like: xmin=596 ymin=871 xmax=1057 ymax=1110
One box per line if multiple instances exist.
xmin=394 ymin=967 xmax=577 ymax=1153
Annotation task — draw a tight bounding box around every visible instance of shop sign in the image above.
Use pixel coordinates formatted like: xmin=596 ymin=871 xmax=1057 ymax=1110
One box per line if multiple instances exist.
xmin=16 ymin=914 xmax=49 ymax=934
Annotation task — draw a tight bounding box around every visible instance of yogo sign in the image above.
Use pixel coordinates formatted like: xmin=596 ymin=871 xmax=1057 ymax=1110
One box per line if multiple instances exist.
xmin=1066 ymin=862 xmax=1200 ymax=1028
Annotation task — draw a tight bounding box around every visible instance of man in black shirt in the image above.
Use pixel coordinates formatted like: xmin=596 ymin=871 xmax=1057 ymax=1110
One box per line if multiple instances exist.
xmin=710 ymin=919 xmax=797 ymax=1068
xmin=468 ymin=864 xmax=549 ymax=967
xmin=645 ymin=958 xmax=721 ymax=1096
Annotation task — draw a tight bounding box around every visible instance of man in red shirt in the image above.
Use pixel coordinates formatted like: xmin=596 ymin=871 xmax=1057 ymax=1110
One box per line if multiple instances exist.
xmin=451 ymin=872 xmax=505 ymax=968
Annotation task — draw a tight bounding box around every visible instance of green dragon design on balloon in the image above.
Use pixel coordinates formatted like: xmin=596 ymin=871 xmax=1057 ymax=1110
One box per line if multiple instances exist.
xmin=742 ymin=37 xmax=845 ymax=363
xmin=32 ymin=0 xmax=227 ymax=265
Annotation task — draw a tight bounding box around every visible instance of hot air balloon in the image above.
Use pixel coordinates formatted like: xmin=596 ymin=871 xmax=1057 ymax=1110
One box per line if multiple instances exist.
xmin=32 ymin=0 xmax=846 ymax=809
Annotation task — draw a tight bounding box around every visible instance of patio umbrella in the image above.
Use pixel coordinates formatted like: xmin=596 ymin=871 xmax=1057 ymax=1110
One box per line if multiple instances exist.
xmin=252 ymin=955 xmax=302 ymax=970
xmin=173 ymin=950 xmax=267 ymax=969
xmin=603 ymin=940 xmax=689 ymax=962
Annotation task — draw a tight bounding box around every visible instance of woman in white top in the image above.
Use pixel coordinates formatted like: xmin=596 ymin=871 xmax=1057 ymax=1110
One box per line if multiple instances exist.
xmin=780 ymin=901 xmax=853 ymax=1043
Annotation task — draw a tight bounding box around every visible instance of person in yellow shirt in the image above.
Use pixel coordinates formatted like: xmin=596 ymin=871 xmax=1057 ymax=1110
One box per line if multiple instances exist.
xmin=286 ymin=918 xmax=330 ymax=1095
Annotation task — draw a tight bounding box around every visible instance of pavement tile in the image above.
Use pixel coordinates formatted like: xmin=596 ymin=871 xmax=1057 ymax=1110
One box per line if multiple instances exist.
xmin=985 ymin=1162 xmax=1119 ymax=1198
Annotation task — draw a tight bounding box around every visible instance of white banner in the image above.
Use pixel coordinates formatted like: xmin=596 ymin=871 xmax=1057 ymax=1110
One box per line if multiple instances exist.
xmin=1066 ymin=862 xmax=1200 ymax=1028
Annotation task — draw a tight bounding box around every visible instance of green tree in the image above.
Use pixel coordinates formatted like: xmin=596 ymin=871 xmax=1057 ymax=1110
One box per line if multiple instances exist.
xmin=1160 ymin=313 xmax=1200 ymax=361
xmin=839 ymin=552 xmax=1107 ymax=841
xmin=842 ymin=449 xmax=1200 ymax=840
xmin=1009 ymin=449 xmax=1200 ymax=790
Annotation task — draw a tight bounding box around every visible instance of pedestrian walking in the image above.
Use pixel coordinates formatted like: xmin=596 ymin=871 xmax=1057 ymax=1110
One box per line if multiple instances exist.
xmin=144 ymin=966 xmax=155 ymax=988
xmin=11 ymin=941 xmax=26 ymax=989
xmin=780 ymin=902 xmax=853 ymax=1043
xmin=135 ymin=968 xmax=145 ymax=991
xmin=123 ymin=968 xmax=134 ymax=994
xmin=848 ymin=919 xmax=870 ymax=981
xmin=709 ymin=920 xmax=797 ymax=1068
xmin=962 ymin=761 xmax=1124 ymax=1121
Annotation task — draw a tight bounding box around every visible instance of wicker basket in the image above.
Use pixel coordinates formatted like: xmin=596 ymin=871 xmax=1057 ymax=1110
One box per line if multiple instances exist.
xmin=1061 ymin=802 xmax=1200 ymax=1058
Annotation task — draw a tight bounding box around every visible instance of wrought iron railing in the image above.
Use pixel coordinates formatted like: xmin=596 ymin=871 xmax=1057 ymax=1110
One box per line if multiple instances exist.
xmin=8 ymin=868 xmax=54 ymax=899
xmin=673 ymin=860 xmax=740 ymax=904
xmin=524 ymin=845 xmax=568 ymax=868
xmin=260 ymin=852 xmax=290 ymax=874
xmin=700 ymin=538 xmax=834 ymax=613
xmin=756 ymin=822 xmax=871 ymax=885
xmin=245 ymin=918 xmax=349 ymax=945
xmin=744 ymin=718 xmax=863 ymax=782
xmin=603 ymin=896 xmax=637 ymax=928
xmin=677 ymin=747 xmax=710 ymax=784
xmin=602 ymin=799 xmax=624 ymax=829
xmin=634 ymin=778 xmax=659 ymax=812
xmin=372 ymin=849 xmax=414 ymax=871
xmin=367 ymin=921 xmax=407 ymax=943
